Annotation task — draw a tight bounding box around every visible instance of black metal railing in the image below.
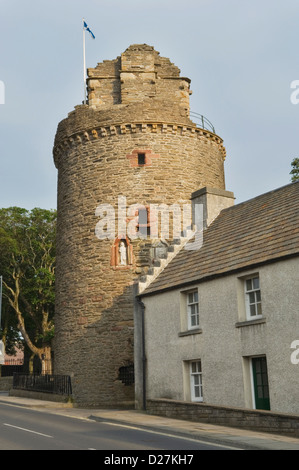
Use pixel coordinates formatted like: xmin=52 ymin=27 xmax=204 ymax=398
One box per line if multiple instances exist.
xmin=0 ymin=359 xmax=23 ymax=377
xmin=13 ymin=373 xmax=72 ymax=396
xmin=190 ymin=111 xmax=216 ymax=134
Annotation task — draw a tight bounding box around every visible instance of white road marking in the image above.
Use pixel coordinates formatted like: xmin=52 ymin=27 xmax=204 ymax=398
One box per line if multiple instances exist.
xmin=3 ymin=423 xmax=53 ymax=438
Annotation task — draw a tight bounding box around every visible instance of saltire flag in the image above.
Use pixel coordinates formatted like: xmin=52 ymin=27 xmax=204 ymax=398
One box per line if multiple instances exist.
xmin=83 ymin=20 xmax=95 ymax=39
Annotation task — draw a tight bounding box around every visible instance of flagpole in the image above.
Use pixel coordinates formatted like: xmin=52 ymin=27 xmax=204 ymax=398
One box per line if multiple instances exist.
xmin=83 ymin=18 xmax=87 ymax=105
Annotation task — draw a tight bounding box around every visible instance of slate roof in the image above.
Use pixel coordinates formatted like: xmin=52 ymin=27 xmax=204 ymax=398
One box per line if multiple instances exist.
xmin=141 ymin=182 xmax=299 ymax=296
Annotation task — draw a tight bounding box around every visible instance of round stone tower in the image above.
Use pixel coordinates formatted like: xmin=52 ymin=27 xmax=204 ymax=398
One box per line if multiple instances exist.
xmin=53 ymin=44 xmax=227 ymax=407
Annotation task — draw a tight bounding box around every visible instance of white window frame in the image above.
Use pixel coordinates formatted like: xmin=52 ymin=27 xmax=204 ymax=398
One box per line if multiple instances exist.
xmin=190 ymin=360 xmax=203 ymax=402
xmin=244 ymin=275 xmax=262 ymax=320
xmin=187 ymin=289 xmax=199 ymax=330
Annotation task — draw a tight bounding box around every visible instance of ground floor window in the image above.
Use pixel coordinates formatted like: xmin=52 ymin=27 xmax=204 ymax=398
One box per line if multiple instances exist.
xmin=190 ymin=360 xmax=203 ymax=402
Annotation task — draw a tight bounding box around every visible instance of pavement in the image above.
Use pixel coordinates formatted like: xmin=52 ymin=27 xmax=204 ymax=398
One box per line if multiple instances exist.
xmin=0 ymin=392 xmax=299 ymax=450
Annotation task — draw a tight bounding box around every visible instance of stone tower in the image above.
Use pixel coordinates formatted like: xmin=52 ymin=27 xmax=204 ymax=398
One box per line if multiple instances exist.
xmin=53 ymin=44 xmax=227 ymax=407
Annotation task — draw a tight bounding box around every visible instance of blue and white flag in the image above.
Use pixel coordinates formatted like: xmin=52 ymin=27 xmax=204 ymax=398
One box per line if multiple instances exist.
xmin=83 ymin=20 xmax=95 ymax=39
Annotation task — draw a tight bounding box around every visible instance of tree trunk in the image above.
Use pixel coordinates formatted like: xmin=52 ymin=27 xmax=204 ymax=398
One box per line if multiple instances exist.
xmin=29 ymin=353 xmax=34 ymax=374
xmin=5 ymin=277 xmax=53 ymax=374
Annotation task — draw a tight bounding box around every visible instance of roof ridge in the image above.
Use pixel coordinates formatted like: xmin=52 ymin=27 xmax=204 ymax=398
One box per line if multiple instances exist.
xmin=220 ymin=181 xmax=299 ymax=214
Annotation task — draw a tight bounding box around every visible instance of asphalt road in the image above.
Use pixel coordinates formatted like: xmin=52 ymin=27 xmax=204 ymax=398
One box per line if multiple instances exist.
xmin=0 ymin=402 xmax=237 ymax=451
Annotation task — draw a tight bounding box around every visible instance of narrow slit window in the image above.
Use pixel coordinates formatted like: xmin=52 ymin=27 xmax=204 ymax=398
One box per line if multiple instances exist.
xmin=136 ymin=207 xmax=151 ymax=237
xmin=138 ymin=153 xmax=146 ymax=165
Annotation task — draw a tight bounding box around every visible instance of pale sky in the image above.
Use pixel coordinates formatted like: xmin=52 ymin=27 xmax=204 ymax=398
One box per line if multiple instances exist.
xmin=1 ymin=0 xmax=299 ymax=210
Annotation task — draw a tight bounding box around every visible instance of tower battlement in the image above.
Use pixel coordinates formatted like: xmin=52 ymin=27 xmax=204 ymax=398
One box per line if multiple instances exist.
xmin=87 ymin=44 xmax=191 ymax=111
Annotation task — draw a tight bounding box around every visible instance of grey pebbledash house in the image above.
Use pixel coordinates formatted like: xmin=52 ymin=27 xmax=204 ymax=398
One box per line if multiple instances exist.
xmin=135 ymin=181 xmax=299 ymax=415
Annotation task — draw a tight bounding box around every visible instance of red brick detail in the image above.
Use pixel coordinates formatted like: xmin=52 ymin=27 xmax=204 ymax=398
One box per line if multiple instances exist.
xmin=91 ymin=295 xmax=103 ymax=302
xmin=126 ymin=149 xmax=159 ymax=167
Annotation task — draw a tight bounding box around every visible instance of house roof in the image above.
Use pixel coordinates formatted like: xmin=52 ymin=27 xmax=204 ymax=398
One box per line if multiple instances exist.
xmin=141 ymin=182 xmax=299 ymax=296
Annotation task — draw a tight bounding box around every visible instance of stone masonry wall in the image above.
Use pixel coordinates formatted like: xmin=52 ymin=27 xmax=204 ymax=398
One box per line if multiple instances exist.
xmin=0 ymin=377 xmax=13 ymax=391
xmin=147 ymin=399 xmax=299 ymax=438
xmin=87 ymin=44 xmax=190 ymax=110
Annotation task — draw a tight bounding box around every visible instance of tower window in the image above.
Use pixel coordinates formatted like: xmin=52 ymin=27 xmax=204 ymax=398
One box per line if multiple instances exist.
xmin=136 ymin=207 xmax=151 ymax=237
xmin=138 ymin=153 xmax=146 ymax=165
xmin=126 ymin=148 xmax=159 ymax=168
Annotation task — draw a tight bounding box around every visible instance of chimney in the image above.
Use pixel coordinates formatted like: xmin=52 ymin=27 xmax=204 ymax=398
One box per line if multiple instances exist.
xmin=191 ymin=187 xmax=235 ymax=229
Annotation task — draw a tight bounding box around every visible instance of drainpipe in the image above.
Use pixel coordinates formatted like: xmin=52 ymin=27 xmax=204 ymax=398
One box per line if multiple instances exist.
xmin=138 ymin=298 xmax=146 ymax=410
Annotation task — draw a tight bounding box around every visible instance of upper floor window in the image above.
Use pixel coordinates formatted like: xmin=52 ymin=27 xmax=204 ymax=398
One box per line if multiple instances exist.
xmin=187 ymin=290 xmax=199 ymax=329
xmin=179 ymin=288 xmax=202 ymax=336
xmin=245 ymin=275 xmax=262 ymax=320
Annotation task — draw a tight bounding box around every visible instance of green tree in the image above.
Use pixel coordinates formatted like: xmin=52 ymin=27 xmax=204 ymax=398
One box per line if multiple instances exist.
xmin=0 ymin=207 xmax=56 ymax=373
xmin=290 ymin=157 xmax=299 ymax=182
xmin=1 ymin=294 xmax=23 ymax=356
